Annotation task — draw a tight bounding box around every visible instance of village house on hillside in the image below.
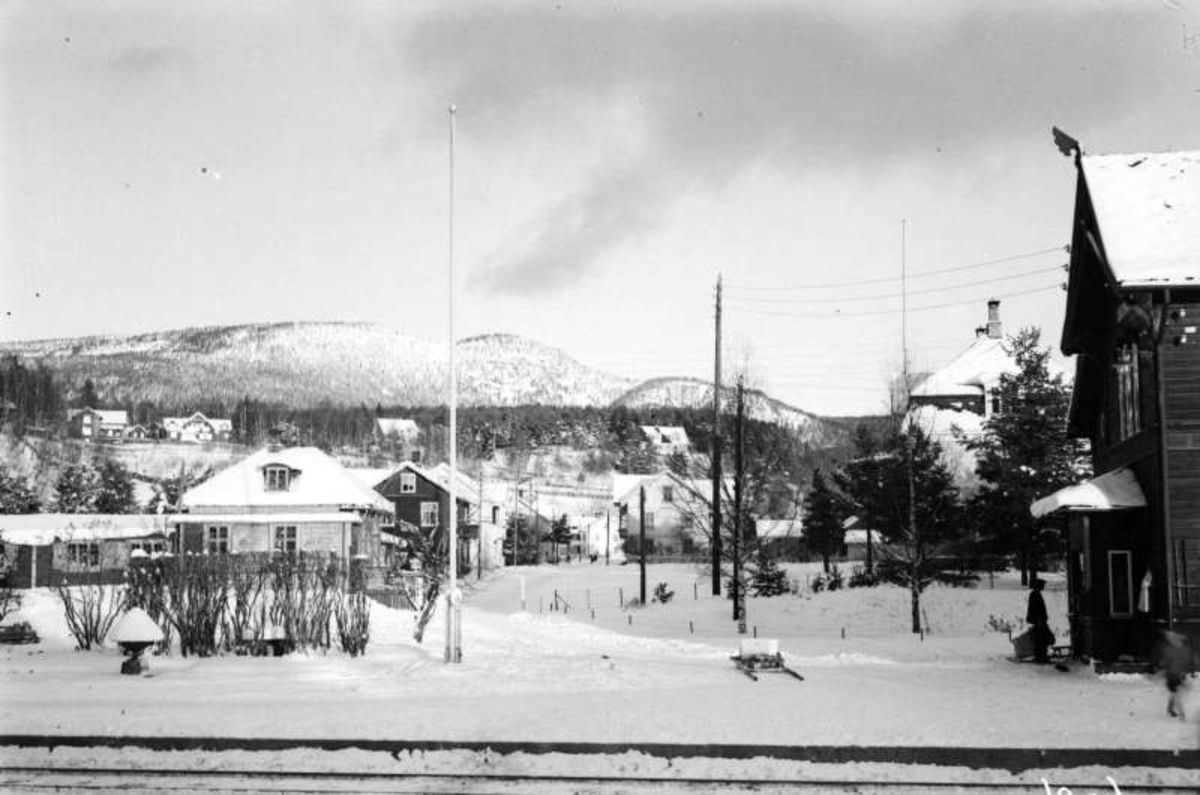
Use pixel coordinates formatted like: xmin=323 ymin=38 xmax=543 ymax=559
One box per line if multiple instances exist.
xmin=67 ymin=408 xmax=129 ymax=441
xmin=1032 ymin=144 xmax=1200 ymax=664
xmin=0 ymin=514 xmax=168 ymax=588
xmin=175 ymin=446 xmax=392 ymax=562
xmin=640 ymin=425 xmax=691 ymax=457
xmin=612 ymin=470 xmax=711 ymax=558
xmin=373 ymin=417 xmax=423 ymax=461
xmin=163 ymin=412 xmax=233 ymax=443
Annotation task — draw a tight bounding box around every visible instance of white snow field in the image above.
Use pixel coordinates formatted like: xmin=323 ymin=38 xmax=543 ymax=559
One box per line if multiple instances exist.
xmin=1 ymin=563 xmax=1196 ymax=789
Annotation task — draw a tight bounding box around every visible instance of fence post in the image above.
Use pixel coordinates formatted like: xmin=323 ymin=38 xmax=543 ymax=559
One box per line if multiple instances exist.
xmin=619 ymin=587 xmax=624 ymax=608
xmin=694 ymin=582 xmax=698 ymax=600
xmin=554 ymin=589 xmax=559 ymax=611
xmin=689 ymin=620 xmax=693 ymax=634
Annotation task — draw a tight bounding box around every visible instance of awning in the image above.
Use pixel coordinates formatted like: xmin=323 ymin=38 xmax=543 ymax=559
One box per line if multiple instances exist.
xmin=1030 ymin=468 xmax=1147 ymax=518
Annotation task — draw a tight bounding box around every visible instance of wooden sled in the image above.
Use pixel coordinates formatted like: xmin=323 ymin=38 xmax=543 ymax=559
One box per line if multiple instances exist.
xmin=731 ymin=638 xmax=804 ymax=682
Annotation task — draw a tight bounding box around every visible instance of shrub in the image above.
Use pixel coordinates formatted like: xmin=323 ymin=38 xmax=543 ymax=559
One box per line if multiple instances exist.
xmin=56 ymin=582 xmax=125 ymax=650
xmin=986 ymin=614 xmax=1017 ymax=634
xmin=335 ymin=592 xmax=371 ymax=657
xmin=826 ymin=564 xmax=845 ymax=591
xmin=0 ymin=586 xmax=21 ymax=624
xmin=652 ymin=582 xmax=675 ymax=604
xmin=848 ymin=565 xmax=878 ymax=589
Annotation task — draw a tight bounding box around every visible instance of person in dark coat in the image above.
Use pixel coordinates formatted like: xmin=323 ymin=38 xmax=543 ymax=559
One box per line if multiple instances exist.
xmin=1153 ymin=629 xmax=1191 ymax=719
xmin=1026 ymin=577 xmax=1052 ymax=663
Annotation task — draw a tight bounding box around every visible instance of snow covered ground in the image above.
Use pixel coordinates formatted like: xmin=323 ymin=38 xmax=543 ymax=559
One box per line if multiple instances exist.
xmin=1 ymin=563 xmax=1196 ymax=788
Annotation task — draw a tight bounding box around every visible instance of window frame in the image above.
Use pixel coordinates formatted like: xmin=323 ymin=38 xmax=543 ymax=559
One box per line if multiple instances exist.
xmin=274 ymin=525 xmax=298 ymax=555
xmin=400 ymin=472 xmax=417 ymax=494
xmin=420 ymin=501 xmax=439 ymax=528
xmin=207 ymin=525 xmax=230 ymax=555
xmin=264 ymin=465 xmax=291 ymax=492
xmin=66 ymin=541 xmax=101 ymax=568
xmin=1108 ymin=549 xmax=1133 ymax=618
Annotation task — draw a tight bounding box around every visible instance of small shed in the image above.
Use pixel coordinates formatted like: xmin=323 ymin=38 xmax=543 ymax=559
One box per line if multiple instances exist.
xmin=0 ymin=513 xmax=170 ymax=587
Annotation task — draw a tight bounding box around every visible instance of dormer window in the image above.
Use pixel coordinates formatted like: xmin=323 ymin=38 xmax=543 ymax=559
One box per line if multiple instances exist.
xmin=400 ymin=472 xmax=417 ymax=494
xmin=264 ymin=464 xmax=292 ymax=492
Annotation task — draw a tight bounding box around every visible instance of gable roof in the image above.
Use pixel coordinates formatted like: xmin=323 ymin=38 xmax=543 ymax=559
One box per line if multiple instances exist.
xmin=181 ymin=446 xmax=393 ymax=513
xmin=376 ymin=418 xmax=420 ymax=437
xmin=640 ymin=425 xmax=690 ymax=446
xmin=1081 ymin=151 xmax=1200 ymax=288
xmin=910 ymin=335 xmax=1016 ymax=398
xmin=71 ymin=408 xmax=129 ymax=426
xmin=0 ymin=513 xmax=167 ymax=546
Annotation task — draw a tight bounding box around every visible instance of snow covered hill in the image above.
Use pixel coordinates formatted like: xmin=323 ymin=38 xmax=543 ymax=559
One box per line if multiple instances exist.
xmin=614 ymin=376 xmax=848 ymax=447
xmin=0 ymin=323 xmax=638 ymax=409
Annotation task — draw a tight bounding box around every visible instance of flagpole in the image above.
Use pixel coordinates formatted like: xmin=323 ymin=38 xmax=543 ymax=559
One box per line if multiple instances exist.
xmin=446 ymin=104 xmax=461 ymax=663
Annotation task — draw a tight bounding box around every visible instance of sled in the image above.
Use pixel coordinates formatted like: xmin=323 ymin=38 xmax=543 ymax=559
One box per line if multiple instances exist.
xmin=1009 ymin=632 xmax=1070 ymax=669
xmin=731 ymin=638 xmax=804 ymax=682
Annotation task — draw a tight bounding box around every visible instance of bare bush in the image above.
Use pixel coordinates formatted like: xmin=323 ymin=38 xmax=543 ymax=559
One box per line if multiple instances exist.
xmin=0 ymin=586 xmax=21 ymax=624
xmin=335 ymin=592 xmax=371 ymax=657
xmin=56 ymin=581 xmax=124 ymax=650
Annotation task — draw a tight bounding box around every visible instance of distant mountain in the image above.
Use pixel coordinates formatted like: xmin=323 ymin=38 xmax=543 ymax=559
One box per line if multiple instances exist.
xmin=0 ymin=323 xmax=637 ymax=409
xmin=613 ymin=376 xmax=849 ymax=447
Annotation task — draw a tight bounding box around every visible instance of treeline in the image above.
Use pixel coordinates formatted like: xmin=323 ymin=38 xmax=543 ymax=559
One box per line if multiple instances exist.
xmin=0 ymin=355 xmax=64 ymax=434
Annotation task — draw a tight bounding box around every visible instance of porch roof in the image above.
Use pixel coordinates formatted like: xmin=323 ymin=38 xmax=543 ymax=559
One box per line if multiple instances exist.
xmin=171 ymin=512 xmax=364 ymax=525
xmin=1030 ymin=467 xmax=1147 ymax=519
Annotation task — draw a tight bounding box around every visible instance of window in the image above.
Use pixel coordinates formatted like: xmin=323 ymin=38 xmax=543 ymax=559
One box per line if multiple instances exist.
xmin=420 ymin=501 xmax=439 ymax=528
xmin=662 ymin=486 xmax=674 ymax=503
xmin=207 ymin=526 xmax=229 ymax=555
xmin=400 ymin=472 xmax=417 ymax=494
xmin=1108 ymin=550 xmax=1133 ymax=617
xmin=130 ymin=540 xmax=165 ymax=555
xmin=1174 ymin=539 xmax=1200 ymax=608
xmin=66 ymin=542 xmax=100 ymax=568
xmin=1114 ymin=345 xmax=1141 ymax=441
xmin=274 ymin=525 xmax=297 ymax=555
xmin=264 ymin=465 xmax=291 ymax=492
xmin=491 ymin=505 xmax=500 ymax=524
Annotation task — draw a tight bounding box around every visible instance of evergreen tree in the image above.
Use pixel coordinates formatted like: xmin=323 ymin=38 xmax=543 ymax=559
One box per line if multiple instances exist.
xmin=53 ymin=464 xmax=99 ymax=513
xmin=94 ymin=459 xmax=136 ymax=514
xmin=750 ymin=545 xmax=790 ymax=596
xmin=802 ymin=468 xmax=844 ymax=573
xmin=962 ymin=327 xmax=1090 ymax=582
xmin=0 ymin=468 xmax=40 ymax=514
xmin=78 ymin=378 xmax=100 ymax=409
xmin=666 ymin=450 xmax=690 ymax=478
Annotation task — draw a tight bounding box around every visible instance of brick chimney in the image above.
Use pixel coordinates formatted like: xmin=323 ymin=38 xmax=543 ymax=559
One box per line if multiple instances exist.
xmin=986 ymin=299 xmax=1002 ymax=339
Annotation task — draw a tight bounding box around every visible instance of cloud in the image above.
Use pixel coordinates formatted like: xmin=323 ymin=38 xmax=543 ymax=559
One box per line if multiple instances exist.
xmin=107 ymin=45 xmax=191 ymax=77
xmin=404 ymin=2 xmax=1190 ymax=295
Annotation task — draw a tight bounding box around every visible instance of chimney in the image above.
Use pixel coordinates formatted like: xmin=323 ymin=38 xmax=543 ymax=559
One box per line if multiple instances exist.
xmin=986 ymin=299 xmax=1002 ymax=339
xmin=975 ymin=326 xmax=987 ymax=339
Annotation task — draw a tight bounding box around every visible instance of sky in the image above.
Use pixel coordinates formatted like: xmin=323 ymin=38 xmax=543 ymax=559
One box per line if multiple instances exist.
xmin=2 ymin=1 xmax=1198 ymax=416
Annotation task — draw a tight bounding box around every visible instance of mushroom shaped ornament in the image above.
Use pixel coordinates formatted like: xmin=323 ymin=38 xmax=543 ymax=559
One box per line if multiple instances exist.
xmin=111 ymin=607 xmax=164 ymax=675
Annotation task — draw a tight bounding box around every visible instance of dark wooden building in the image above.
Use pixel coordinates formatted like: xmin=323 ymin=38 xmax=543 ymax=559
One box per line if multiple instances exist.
xmin=1032 ymin=144 xmax=1200 ymax=663
xmin=374 ymin=462 xmax=476 ymax=571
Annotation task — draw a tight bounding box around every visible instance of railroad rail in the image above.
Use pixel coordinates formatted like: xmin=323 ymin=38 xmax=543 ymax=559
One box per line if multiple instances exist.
xmin=2 ymin=735 xmax=1196 ymax=794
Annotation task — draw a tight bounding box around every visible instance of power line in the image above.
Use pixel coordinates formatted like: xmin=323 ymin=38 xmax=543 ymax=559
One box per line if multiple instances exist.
xmin=726 ymin=283 xmax=1063 ymax=319
xmin=725 ymin=246 xmax=1065 ymax=291
xmin=726 ymin=265 xmax=1062 ymax=305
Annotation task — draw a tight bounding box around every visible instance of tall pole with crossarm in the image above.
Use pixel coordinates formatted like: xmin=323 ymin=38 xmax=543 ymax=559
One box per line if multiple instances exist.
xmin=445 ymin=105 xmax=462 ymax=663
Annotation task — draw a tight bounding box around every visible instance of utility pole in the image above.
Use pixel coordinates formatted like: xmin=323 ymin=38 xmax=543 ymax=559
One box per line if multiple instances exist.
xmin=477 ymin=466 xmax=484 ymax=581
xmin=445 ymin=104 xmax=461 ymax=663
xmin=711 ymin=274 xmax=723 ymax=596
xmin=639 ymin=485 xmax=647 ymax=605
xmin=733 ymin=375 xmax=746 ymax=633
xmin=902 ymin=218 xmax=921 ymax=635
xmin=605 ymin=509 xmax=611 ymax=565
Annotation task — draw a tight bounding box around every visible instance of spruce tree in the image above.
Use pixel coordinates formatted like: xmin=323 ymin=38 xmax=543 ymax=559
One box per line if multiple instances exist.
xmin=802 ymin=468 xmax=844 ymax=573
xmin=94 ymin=460 xmax=136 ymax=514
xmin=0 ymin=468 xmax=40 ymax=514
xmin=962 ymin=327 xmax=1089 ymax=582
xmin=750 ymin=545 xmax=790 ymax=596
xmin=53 ymin=464 xmax=99 ymax=513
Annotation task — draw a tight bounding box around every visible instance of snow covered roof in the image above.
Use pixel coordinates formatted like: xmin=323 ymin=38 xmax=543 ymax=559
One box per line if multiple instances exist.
xmin=0 ymin=513 xmax=168 ymax=546
xmin=756 ymin=519 xmax=802 ymax=540
xmin=173 ymin=512 xmax=366 ymax=525
xmin=376 ymin=418 xmax=419 ymax=438
xmin=1030 ymin=467 xmax=1147 ymax=518
xmin=70 ymin=408 xmax=129 ymax=426
xmin=640 ymin=425 xmax=690 ymax=448
xmin=181 ymin=447 xmax=393 ymax=514
xmin=348 ymin=467 xmax=398 ymax=490
xmin=910 ymin=336 xmax=1016 ymax=398
xmin=1081 ymin=151 xmax=1200 ymax=287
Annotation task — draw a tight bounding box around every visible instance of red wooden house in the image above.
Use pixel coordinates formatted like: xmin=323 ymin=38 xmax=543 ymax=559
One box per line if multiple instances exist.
xmin=1032 ymin=143 xmax=1200 ymax=663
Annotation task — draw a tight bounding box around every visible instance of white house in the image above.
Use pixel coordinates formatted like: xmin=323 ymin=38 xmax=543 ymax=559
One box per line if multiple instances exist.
xmin=612 ymin=470 xmax=710 ymax=557
xmin=163 ymin=412 xmax=233 ymax=443
xmin=176 ymin=446 xmax=393 ymax=562
xmin=0 ymin=513 xmax=168 ymax=587
xmin=640 ymin=426 xmax=691 ymax=457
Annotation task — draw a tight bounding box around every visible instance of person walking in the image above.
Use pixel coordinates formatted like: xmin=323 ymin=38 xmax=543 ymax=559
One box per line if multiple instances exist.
xmin=1026 ymin=577 xmax=1052 ymax=664
xmin=1154 ymin=629 xmax=1191 ymax=719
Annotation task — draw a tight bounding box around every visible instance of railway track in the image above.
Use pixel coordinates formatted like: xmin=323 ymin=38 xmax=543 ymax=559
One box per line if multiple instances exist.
xmin=2 ymin=766 xmax=1197 ymax=794
xmin=2 ymin=736 xmax=1196 ymax=793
